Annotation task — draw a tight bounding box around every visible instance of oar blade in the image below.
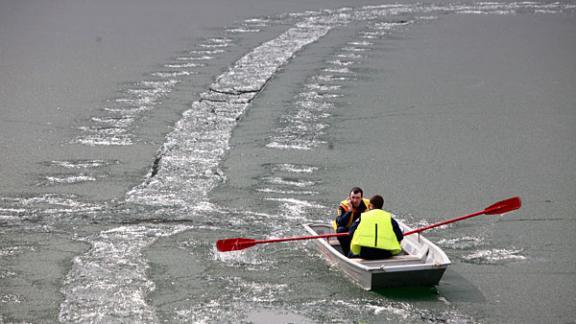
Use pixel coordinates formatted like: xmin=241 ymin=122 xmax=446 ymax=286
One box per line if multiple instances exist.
xmin=216 ymin=238 xmax=257 ymax=252
xmin=484 ymin=196 xmax=521 ymax=215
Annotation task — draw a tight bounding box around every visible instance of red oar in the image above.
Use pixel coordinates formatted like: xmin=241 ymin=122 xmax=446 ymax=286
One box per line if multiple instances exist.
xmin=216 ymin=232 xmax=349 ymax=252
xmin=403 ymin=196 xmax=521 ymax=236
xmin=216 ymin=197 xmax=521 ymax=252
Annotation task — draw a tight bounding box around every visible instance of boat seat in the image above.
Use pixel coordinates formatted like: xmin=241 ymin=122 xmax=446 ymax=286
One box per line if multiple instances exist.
xmin=349 ymin=245 xmax=429 ymax=264
xmin=409 ymin=244 xmax=430 ymax=260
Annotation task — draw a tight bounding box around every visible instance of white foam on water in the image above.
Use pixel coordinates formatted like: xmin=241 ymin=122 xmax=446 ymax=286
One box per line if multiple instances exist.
xmin=436 ymin=1 xmax=573 ymax=15
xmin=367 ymin=303 xmax=411 ymax=318
xmin=0 ymin=270 xmax=18 ymax=279
xmin=151 ymin=71 xmax=193 ymax=78
xmin=305 ymin=83 xmax=342 ymax=91
xmin=324 ymin=67 xmax=352 ymax=73
xmin=175 ymin=55 xmax=213 ymax=60
xmin=417 ymin=15 xmax=439 ymax=20
xmin=212 ymin=246 xmax=272 ymax=269
xmin=17 ymin=194 xmax=105 ymax=216
xmin=74 ymin=60 xmax=191 ymax=147
xmin=348 ymin=40 xmax=373 ymax=46
xmin=305 ymin=297 xmax=479 ymax=323
xmin=328 ymin=59 xmax=355 ymax=66
xmin=91 ymin=116 xmax=136 ymax=128
xmin=373 ymin=21 xmax=411 ymax=30
xmin=43 ymin=175 xmax=97 ymax=185
xmin=59 ymin=225 xmax=190 ymax=323
xmin=315 ymin=74 xmax=349 ymax=82
xmin=210 ymin=232 xmax=285 ymax=274
xmin=265 ymin=198 xmax=326 ymax=221
xmin=206 ymin=37 xmax=233 ymax=43
xmin=77 ymin=126 xmax=127 ymax=135
xmin=188 ymin=49 xmax=225 ymax=55
xmin=266 ymin=17 xmax=402 ymax=151
xmin=164 ymin=62 xmax=205 ymax=68
xmin=0 ymin=294 xmax=23 ymax=304
xmin=242 ymin=210 xmax=277 ymax=218
xmin=436 ymin=236 xmax=484 ymax=250
xmin=244 ymin=18 xmax=270 ymax=24
xmin=267 ymin=82 xmax=337 ymax=150
xmin=264 ymin=197 xmax=325 ymax=209
xmin=0 ymin=208 xmax=26 ymax=215
xmin=265 ymin=141 xmax=313 ymax=150
xmin=127 ymin=14 xmax=340 ymax=207
xmin=462 ymin=248 xmax=527 ymax=264
xmin=74 ymin=132 xmax=133 ymax=146
xmin=257 ymin=188 xmax=319 ymax=195
xmin=103 ymin=105 xmax=151 ymax=115
xmin=139 ymin=79 xmax=179 ymax=88
xmin=227 ymin=27 xmax=261 ymax=33
xmin=0 ymin=193 xmax=108 ymax=226
xmin=52 ymin=7 xmax=576 ymax=324
xmin=237 ymin=281 xmax=289 ymax=303
xmin=336 ymin=52 xmax=362 ymax=59
xmin=47 ymin=160 xmax=117 ymax=169
xmin=410 ymin=218 xmax=452 ymax=232
xmin=273 ymin=163 xmax=319 ymax=174
xmin=262 ymin=176 xmax=316 ymax=188
xmin=0 ymin=246 xmax=33 ymax=257
xmin=304 ymin=298 xmax=413 ymax=322
xmin=169 ymin=278 xmax=290 ymax=323
xmin=199 ymin=38 xmax=233 ymax=49
xmin=199 ymin=44 xmax=228 ymax=49
xmin=341 ymin=46 xmax=369 ymax=52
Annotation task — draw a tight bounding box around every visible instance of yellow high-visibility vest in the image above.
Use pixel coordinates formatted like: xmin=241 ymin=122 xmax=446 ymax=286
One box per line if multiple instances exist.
xmin=350 ymin=209 xmax=402 ymax=255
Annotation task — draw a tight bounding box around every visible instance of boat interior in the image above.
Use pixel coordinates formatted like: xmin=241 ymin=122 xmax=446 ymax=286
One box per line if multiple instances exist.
xmin=325 ymin=236 xmax=430 ymax=264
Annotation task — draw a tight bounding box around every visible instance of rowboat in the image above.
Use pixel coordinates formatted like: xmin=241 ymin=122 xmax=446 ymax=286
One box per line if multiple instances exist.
xmin=217 ymin=198 xmax=519 ymax=289
xmin=303 ymin=222 xmax=451 ymax=290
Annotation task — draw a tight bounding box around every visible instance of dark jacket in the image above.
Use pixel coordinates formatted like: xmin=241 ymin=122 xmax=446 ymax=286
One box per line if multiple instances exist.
xmin=335 ymin=200 xmax=369 ymax=231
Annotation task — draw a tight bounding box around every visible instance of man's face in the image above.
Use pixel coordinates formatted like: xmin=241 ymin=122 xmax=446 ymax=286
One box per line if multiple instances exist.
xmin=349 ymin=191 xmax=362 ymax=208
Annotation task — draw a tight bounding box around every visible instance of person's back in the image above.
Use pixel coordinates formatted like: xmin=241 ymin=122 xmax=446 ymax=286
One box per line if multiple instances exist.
xmin=348 ymin=195 xmax=404 ymax=259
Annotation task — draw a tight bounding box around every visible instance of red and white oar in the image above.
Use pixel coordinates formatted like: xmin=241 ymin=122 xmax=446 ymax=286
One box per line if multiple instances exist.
xmin=216 ymin=196 xmax=521 ymax=252
xmin=403 ymin=196 xmax=521 ymax=236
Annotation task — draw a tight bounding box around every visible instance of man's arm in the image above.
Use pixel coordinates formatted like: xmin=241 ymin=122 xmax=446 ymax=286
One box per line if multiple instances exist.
xmin=335 ymin=207 xmax=352 ymax=228
xmin=391 ymin=219 xmax=404 ymax=242
xmin=348 ymin=218 xmax=360 ymax=235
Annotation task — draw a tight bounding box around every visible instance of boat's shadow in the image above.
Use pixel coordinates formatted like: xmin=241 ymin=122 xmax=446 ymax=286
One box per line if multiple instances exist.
xmin=372 ymin=269 xmax=486 ymax=303
xmin=372 ymin=286 xmax=441 ymax=301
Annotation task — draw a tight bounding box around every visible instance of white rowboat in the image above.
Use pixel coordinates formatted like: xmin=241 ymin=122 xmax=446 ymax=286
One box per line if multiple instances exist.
xmin=303 ymin=222 xmax=451 ymax=290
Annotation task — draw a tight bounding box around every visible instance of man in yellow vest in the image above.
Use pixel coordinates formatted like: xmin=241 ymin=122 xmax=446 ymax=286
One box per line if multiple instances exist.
xmin=349 ymin=195 xmax=404 ymax=259
xmin=333 ymin=187 xmax=371 ymax=256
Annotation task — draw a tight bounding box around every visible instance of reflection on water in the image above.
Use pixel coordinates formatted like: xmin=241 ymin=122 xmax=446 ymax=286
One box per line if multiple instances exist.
xmin=374 ymin=286 xmax=440 ymax=301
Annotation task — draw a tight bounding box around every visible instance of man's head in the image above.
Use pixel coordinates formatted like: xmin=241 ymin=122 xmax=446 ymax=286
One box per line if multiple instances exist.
xmin=348 ymin=187 xmax=364 ymax=208
xmin=369 ymin=195 xmax=384 ymax=210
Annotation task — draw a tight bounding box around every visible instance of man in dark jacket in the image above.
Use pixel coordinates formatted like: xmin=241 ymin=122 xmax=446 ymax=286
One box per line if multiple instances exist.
xmin=333 ymin=187 xmax=370 ymax=256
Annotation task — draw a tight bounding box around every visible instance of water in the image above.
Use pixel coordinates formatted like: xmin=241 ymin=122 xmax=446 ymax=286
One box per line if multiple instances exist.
xmin=2 ymin=1 xmax=576 ymax=323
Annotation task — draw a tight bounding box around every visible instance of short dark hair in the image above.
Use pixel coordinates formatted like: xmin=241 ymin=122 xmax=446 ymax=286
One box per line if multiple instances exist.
xmin=370 ymin=195 xmax=384 ymax=209
xmin=349 ymin=187 xmax=363 ymax=197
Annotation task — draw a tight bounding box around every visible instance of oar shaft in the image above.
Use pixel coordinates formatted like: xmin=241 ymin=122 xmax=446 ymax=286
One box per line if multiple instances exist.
xmin=404 ymin=210 xmax=485 ymax=236
xmin=254 ymin=232 xmax=348 ymax=244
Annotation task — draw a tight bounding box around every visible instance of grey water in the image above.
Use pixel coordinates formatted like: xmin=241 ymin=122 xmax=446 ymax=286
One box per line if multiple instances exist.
xmin=2 ymin=1 xmax=576 ymax=323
